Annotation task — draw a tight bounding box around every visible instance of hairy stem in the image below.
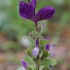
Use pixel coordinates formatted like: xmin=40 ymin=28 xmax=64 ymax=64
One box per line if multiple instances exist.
xmin=35 ymin=22 xmax=39 ymax=70
xmin=35 ymin=22 xmax=38 ymax=31
xmin=36 ymin=56 xmax=39 ymax=70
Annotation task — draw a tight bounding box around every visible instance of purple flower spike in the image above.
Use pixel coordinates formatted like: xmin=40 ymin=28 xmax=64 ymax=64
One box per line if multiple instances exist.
xmin=46 ymin=44 xmax=50 ymax=51
xmin=32 ymin=47 xmax=39 ymax=57
xmin=21 ymin=60 xmax=27 ymax=69
xmin=36 ymin=38 xmax=39 ymax=47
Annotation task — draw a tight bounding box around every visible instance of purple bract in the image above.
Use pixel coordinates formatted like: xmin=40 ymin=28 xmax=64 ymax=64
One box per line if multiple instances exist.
xmin=19 ymin=0 xmax=55 ymax=23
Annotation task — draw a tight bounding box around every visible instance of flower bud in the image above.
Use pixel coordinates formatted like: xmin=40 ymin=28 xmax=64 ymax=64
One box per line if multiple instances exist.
xmin=32 ymin=47 xmax=39 ymax=57
xmin=21 ymin=60 xmax=27 ymax=69
xmin=45 ymin=44 xmax=50 ymax=51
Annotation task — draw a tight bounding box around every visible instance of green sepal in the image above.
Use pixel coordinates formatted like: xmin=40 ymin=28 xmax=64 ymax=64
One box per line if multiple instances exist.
xmin=41 ymin=50 xmax=50 ymax=60
xmin=38 ymin=59 xmax=41 ymax=64
xmin=39 ymin=65 xmax=44 ymax=70
xmin=43 ymin=67 xmax=50 ymax=70
xmin=41 ymin=59 xmax=51 ymax=67
xmin=40 ymin=40 xmax=49 ymax=46
xmin=27 ymin=48 xmax=31 ymax=55
xmin=27 ymin=36 xmax=34 ymax=46
xmin=31 ymin=30 xmax=39 ymax=36
xmin=51 ymin=59 xmax=57 ymax=66
xmin=29 ymin=65 xmax=36 ymax=70
xmin=27 ymin=67 xmax=32 ymax=70
xmin=24 ymin=56 xmax=35 ymax=65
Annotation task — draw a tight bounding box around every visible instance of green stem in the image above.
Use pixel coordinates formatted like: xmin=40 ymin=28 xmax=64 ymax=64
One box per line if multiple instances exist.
xmin=35 ymin=22 xmax=38 ymax=31
xmin=36 ymin=57 xmax=39 ymax=70
xmin=35 ymin=22 xmax=39 ymax=70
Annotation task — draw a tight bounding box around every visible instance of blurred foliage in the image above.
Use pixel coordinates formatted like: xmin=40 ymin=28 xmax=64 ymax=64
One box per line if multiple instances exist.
xmin=0 ymin=0 xmax=35 ymax=40
xmin=0 ymin=0 xmax=70 ymax=52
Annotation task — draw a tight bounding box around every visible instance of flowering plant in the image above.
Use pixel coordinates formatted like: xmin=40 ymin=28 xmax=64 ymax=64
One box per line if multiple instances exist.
xmin=19 ymin=0 xmax=55 ymax=70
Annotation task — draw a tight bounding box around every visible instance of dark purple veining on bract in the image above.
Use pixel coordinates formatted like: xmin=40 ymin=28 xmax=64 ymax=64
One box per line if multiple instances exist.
xmin=19 ymin=0 xmax=55 ymax=23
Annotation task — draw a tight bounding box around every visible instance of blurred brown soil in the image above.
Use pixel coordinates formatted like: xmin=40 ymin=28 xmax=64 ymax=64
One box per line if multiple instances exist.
xmin=0 ymin=52 xmax=25 ymax=70
xmin=52 ymin=25 xmax=70 ymax=70
xmin=0 ymin=62 xmax=20 ymax=70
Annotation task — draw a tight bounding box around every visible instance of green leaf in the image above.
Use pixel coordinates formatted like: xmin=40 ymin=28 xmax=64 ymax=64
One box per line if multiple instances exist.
xmin=29 ymin=65 xmax=36 ymax=70
xmin=51 ymin=59 xmax=57 ymax=66
xmin=40 ymin=40 xmax=49 ymax=46
xmin=27 ymin=48 xmax=32 ymax=56
xmin=27 ymin=36 xmax=34 ymax=44
xmin=38 ymin=59 xmax=41 ymax=64
xmin=41 ymin=59 xmax=51 ymax=67
xmin=41 ymin=50 xmax=49 ymax=60
xmin=34 ymin=67 xmax=37 ymax=70
xmin=27 ymin=67 xmax=32 ymax=70
xmin=31 ymin=30 xmax=39 ymax=36
xmin=39 ymin=65 xmax=44 ymax=70
xmin=24 ymin=56 xmax=35 ymax=65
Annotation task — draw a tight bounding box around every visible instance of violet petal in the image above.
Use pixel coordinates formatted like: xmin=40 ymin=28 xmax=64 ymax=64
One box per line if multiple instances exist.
xmin=32 ymin=47 xmax=39 ymax=57
xmin=36 ymin=6 xmax=55 ymax=22
xmin=21 ymin=60 xmax=27 ymax=68
xmin=50 ymin=44 xmax=55 ymax=50
xmin=48 ymin=51 xmax=54 ymax=56
xmin=46 ymin=44 xmax=50 ymax=51
xmin=43 ymin=36 xmax=50 ymax=40
xmin=46 ymin=36 xmax=50 ymax=40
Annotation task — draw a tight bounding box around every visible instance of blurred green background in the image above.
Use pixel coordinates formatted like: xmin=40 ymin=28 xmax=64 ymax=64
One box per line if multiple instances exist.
xmin=0 ymin=0 xmax=70 ymax=70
